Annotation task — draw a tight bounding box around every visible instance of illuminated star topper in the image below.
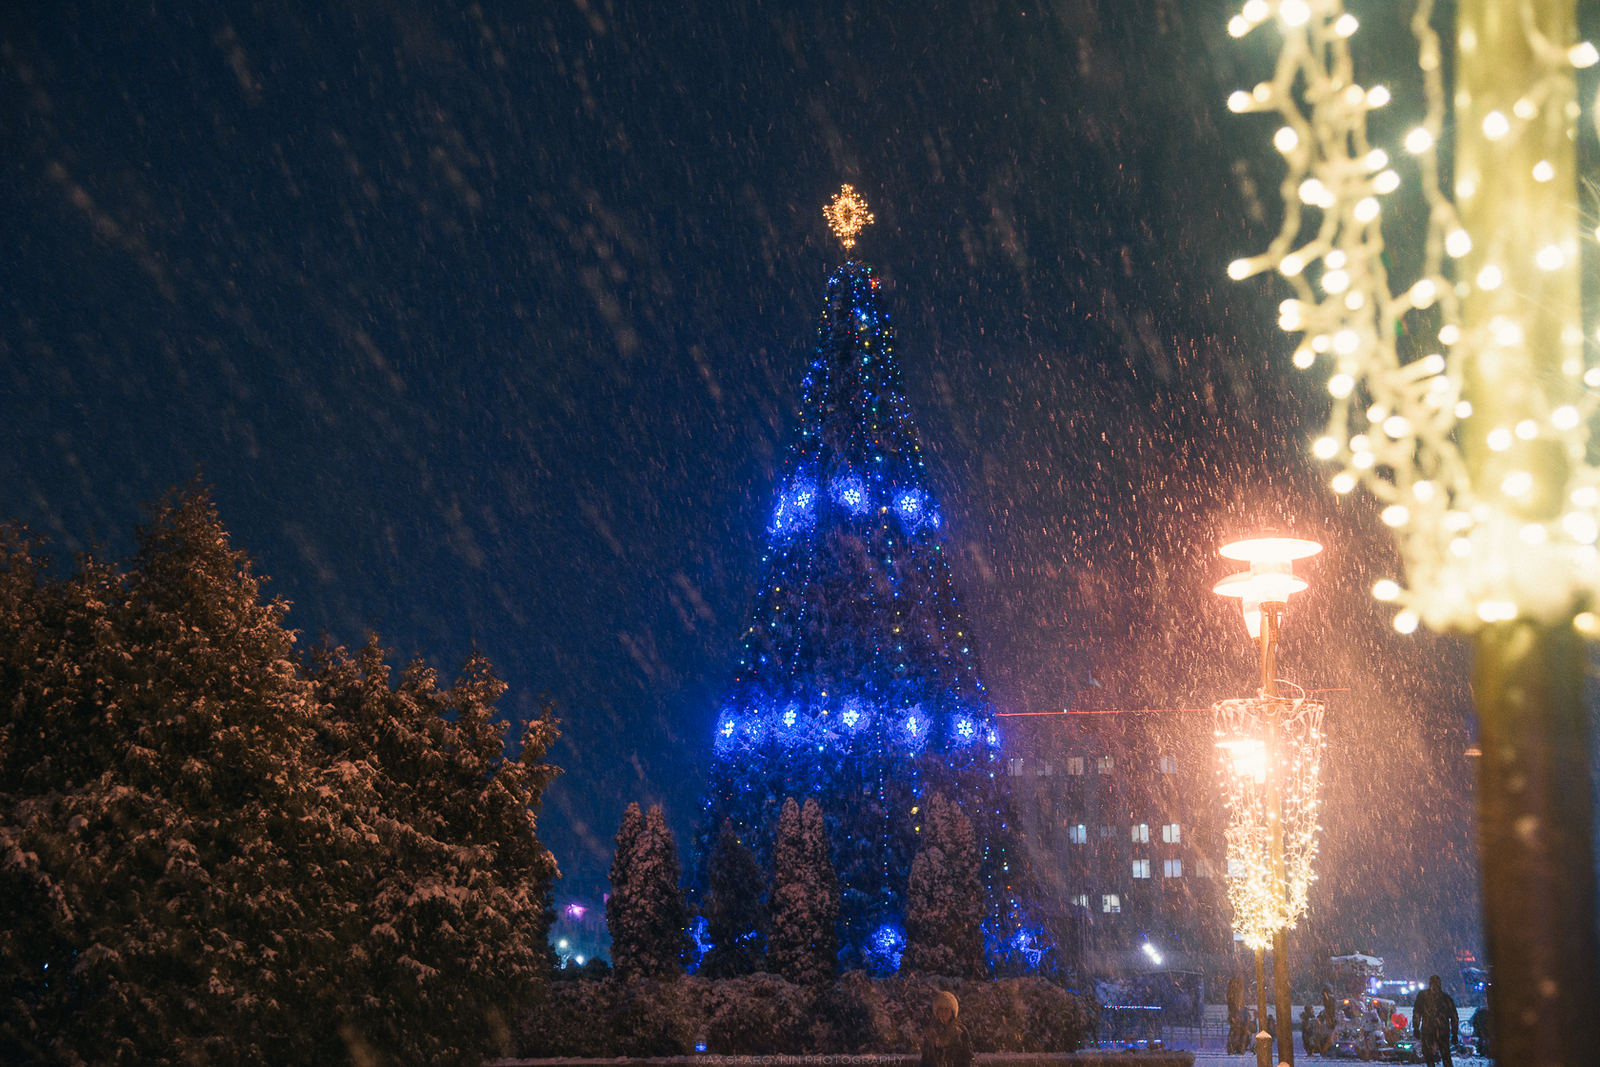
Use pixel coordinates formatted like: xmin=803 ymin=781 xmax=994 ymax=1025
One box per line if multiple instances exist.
xmin=824 ymin=184 xmax=874 ymax=251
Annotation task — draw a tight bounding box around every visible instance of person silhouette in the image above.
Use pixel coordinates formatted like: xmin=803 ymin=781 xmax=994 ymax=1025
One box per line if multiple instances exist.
xmin=1412 ymin=975 xmax=1459 ymax=1067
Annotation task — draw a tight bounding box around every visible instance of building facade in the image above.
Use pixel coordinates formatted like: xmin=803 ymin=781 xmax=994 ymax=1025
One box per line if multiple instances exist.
xmin=1002 ymin=709 xmax=1237 ymax=981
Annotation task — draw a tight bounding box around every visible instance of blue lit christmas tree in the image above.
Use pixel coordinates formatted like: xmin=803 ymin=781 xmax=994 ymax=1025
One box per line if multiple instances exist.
xmin=701 ymin=187 xmax=1027 ymax=973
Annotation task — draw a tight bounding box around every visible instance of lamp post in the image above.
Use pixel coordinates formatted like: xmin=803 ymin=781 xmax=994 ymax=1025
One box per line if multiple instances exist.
xmin=1214 ymin=535 xmax=1323 ymax=1067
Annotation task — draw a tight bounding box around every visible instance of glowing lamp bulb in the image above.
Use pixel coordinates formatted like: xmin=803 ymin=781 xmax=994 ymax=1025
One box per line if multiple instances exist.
xmin=1217 ymin=738 xmax=1267 ymax=783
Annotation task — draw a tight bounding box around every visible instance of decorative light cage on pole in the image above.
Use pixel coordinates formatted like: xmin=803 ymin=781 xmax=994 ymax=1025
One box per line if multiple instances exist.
xmin=1219 ymin=2 xmax=1600 ymax=1063
xmin=1214 ymin=690 xmax=1326 ymax=949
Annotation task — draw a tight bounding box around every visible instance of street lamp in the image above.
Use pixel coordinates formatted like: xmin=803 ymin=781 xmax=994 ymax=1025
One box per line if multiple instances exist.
xmin=1213 ymin=534 xmax=1325 ymax=1067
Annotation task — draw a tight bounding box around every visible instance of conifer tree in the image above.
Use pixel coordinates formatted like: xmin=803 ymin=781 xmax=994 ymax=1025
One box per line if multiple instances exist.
xmin=768 ymin=797 xmax=840 ymax=985
xmin=702 ymin=820 xmax=767 ymax=978
xmin=0 ymin=490 xmax=356 ymax=1063
xmin=902 ymin=793 xmax=986 ymax=978
xmin=607 ymin=803 xmax=689 ymax=981
xmin=702 ymin=256 xmax=1022 ymax=968
xmin=0 ymin=489 xmax=563 ymax=1066
xmin=308 ymin=639 xmax=562 ymax=1062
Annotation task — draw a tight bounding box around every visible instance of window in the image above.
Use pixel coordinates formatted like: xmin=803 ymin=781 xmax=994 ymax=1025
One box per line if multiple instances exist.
xmin=1068 ymin=824 xmax=1087 ymax=844
xmin=1071 ymin=893 xmax=1089 ymax=908
xmin=1195 ymin=856 xmax=1216 ymax=878
xmin=1132 ymin=859 xmax=1151 ymax=879
xmin=1164 ymin=858 xmax=1183 ymax=878
xmin=1161 ymin=823 xmax=1181 ymax=843
xmin=1039 ymin=761 xmax=1053 ymax=776
xmin=1227 ymin=858 xmax=1244 ymax=878
xmin=1097 ymin=755 xmax=1115 ymax=773
xmin=1103 ymin=894 xmax=1121 ymax=914
xmin=1131 ymin=823 xmax=1149 ymax=843
xmin=1007 ymin=758 xmax=1024 ymax=776
xmin=1234 ymin=929 xmax=1246 ymax=942
xmin=1099 ymin=825 xmax=1115 ymax=839
xmin=1067 ymin=756 xmax=1084 ymax=775
xmin=1159 ymin=755 xmax=1178 ymax=774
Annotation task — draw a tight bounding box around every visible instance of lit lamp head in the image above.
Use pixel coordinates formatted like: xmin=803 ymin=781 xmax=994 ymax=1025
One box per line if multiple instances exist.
xmin=1213 ymin=535 xmax=1323 ymax=638
xmin=1216 ymin=737 xmax=1268 ymax=782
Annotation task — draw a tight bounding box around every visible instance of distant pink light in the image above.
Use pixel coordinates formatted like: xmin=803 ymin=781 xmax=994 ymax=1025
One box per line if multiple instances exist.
xmin=564 ymin=904 xmax=587 ymax=920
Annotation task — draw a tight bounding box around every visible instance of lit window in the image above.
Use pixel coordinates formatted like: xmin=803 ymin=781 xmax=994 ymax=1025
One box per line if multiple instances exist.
xmin=1131 ymin=823 xmax=1149 ymax=843
xmin=1041 ymin=761 xmax=1053 ymax=776
xmin=1164 ymin=858 xmax=1183 ymax=878
xmin=1227 ymin=858 xmax=1244 ymax=878
xmin=1008 ymin=758 xmax=1024 ymax=776
xmin=1234 ymin=930 xmax=1246 ymax=942
xmin=1068 ymin=824 xmax=1087 ymax=844
xmin=1103 ymin=894 xmax=1121 ymax=914
xmin=1097 ymin=755 xmax=1115 ymax=773
xmin=1067 ymin=756 xmax=1084 ymax=775
xmin=1195 ymin=856 xmax=1215 ymax=878
xmin=1071 ymin=893 xmax=1089 ymax=908
xmin=1159 ymin=755 xmax=1178 ymax=774
xmin=1132 ymin=859 xmax=1151 ymax=879
xmin=1162 ymin=823 xmax=1181 ymax=843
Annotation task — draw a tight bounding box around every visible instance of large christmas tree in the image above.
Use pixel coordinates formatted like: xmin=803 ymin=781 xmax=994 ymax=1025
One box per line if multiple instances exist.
xmin=701 ymin=188 xmax=1025 ymax=972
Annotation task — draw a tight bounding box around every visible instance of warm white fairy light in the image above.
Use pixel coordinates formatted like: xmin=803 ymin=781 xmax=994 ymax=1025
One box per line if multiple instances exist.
xmin=1215 ymin=696 xmax=1326 ymax=950
xmin=1223 ymin=0 xmax=1597 ymax=633
xmin=823 ymin=185 xmax=874 ymax=251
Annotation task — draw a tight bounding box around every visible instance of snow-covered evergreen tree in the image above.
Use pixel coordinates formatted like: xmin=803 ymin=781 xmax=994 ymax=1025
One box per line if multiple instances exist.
xmin=0 ymin=488 xmax=561 ymax=1066
xmin=701 ymin=820 xmax=766 ymax=978
xmin=607 ymin=803 xmax=689 ymax=981
xmin=902 ymin=792 xmax=986 ymax=977
xmin=767 ymin=797 xmax=840 ymax=986
xmin=0 ymin=490 xmax=351 ymax=1063
xmin=308 ymin=639 xmax=561 ymax=1063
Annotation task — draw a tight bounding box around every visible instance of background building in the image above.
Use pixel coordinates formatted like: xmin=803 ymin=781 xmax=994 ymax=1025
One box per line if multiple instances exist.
xmin=1002 ymin=706 xmax=1237 ymax=986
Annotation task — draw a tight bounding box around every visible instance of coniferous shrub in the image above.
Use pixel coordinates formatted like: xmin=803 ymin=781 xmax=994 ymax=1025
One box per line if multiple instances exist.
xmin=701 ymin=819 xmax=767 ymax=978
xmin=902 ymin=792 xmax=986 ymax=977
xmin=607 ymin=803 xmax=690 ymax=981
xmin=768 ymin=797 xmax=840 ymax=986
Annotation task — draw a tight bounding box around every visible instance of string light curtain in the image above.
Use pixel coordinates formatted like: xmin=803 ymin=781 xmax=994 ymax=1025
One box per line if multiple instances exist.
xmin=1213 ymin=695 xmax=1326 ymax=950
xmin=1223 ymin=0 xmax=1598 ymax=633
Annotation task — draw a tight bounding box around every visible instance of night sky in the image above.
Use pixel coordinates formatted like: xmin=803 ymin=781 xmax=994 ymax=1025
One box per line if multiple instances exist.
xmin=2 ymin=0 xmax=1508 ymax=976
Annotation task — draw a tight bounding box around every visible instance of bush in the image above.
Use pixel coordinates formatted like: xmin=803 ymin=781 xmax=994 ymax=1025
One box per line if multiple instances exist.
xmin=516 ymin=972 xmax=1095 ymax=1057
xmin=702 ymin=974 xmax=813 ymax=1054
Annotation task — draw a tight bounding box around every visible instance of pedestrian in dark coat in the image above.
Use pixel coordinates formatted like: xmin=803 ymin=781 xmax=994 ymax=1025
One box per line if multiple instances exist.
xmin=920 ymin=991 xmax=973 ymax=1067
xmin=1412 ymin=975 xmax=1459 ymax=1067
xmin=1468 ymin=1005 xmax=1491 ymax=1058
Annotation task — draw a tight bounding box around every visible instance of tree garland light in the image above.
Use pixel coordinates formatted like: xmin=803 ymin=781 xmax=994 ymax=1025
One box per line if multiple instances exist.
xmin=1224 ymin=0 xmax=1599 ymax=632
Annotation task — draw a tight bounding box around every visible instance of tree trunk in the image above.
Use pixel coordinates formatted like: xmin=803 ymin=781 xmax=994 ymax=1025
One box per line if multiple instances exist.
xmin=1474 ymin=622 xmax=1600 ymax=1065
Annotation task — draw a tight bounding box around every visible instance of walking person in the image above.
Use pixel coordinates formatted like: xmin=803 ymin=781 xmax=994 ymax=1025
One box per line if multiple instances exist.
xmin=1412 ymin=975 xmax=1459 ymax=1067
xmin=920 ymin=991 xmax=973 ymax=1067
